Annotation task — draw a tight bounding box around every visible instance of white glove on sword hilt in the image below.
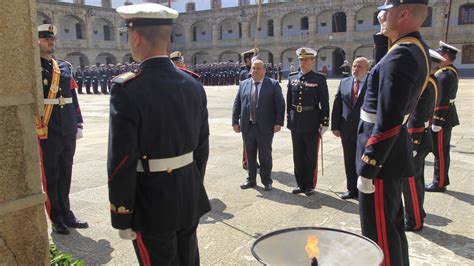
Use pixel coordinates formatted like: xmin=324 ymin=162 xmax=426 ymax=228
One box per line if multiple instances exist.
xmin=119 ymin=229 xmax=136 ymax=240
xmin=431 ymin=125 xmax=442 ymax=132
xmin=319 ymin=126 xmax=328 ymax=136
xmin=357 ymin=176 xmax=375 ymax=194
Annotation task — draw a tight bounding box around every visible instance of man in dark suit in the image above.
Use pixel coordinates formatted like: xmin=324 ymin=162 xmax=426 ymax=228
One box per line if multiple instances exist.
xmin=287 ymin=47 xmax=330 ymax=196
xmin=108 ymin=3 xmax=211 ymax=265
xmin=232 ymin=59 xmax=285 ymax=191
xmin=331 ymin=57 xmax=370 ymax=200
xmin=426 ymin=41 xmax=461 ymax=192
xmin=356 ymin=2 xmax=430 ymax=265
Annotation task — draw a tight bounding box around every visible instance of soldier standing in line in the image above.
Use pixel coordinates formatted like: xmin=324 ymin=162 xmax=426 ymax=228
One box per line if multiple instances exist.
xmin=83 ymin=66 xmax=92 ymax=94
xmin=426 ymin=41 xmax=461 ymax=193
xmin=99 ymin=64 xmax=109 ymax=94
xmin=287 ymin=47 xmax=329 ymax=196
xmin=74 ymin=66 xmax=84 ymax=94
xmin=91 ymin=65 xmax=100 ymax=94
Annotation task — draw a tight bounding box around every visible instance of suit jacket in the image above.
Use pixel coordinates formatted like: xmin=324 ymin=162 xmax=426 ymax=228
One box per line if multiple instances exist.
xmin=331 ymin=76 xmax=367 ymax=142
xmin=232 ymin=77 xmax=285 ymax=134
xmin=107 ymin=57 xmax=211 ymax=233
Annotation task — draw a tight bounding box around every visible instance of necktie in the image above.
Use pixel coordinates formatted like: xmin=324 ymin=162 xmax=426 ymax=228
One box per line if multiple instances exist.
xmin=352 ymin=80 xmax=359 ymax=104
xmin=250 ymin=81 xmax=260 ymax=122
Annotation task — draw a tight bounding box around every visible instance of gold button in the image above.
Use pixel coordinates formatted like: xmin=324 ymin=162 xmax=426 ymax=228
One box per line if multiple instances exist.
xmin=167 ymin=168 xmax=172 ymax=173
xmin=299 ymin=92 xmax=302 ymax=94
xmin=59 ymin=88 xmax=62 ymax=91
xmin=142 ymin=155 xmax=147 ymax=159
xmin=299 ymin=97 xmax=302 ymax=100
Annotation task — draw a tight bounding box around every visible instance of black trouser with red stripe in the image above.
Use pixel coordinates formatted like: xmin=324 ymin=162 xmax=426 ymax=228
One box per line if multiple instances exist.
xmin=133 ymin=222 xmax=200 ymax=266
xmin=291 ymin=131 xmax=320 ymax=190
xmin=402 ymin=130 xmax=430 ymax=230
xmin=359 ymin=177 xmax=409 ymax=266
xmin=39 ymin=133 xmax=76 ymax=225
xmin=432 ymin=127 xmax=452 ymax=188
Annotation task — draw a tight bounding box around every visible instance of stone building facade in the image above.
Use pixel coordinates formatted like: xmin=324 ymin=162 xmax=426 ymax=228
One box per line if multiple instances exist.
xmin=37 ymin=0 xmax=474 ymax=76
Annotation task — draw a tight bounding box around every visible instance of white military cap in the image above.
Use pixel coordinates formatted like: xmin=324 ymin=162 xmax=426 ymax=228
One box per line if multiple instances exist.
xmin=437 ymin=41 xmax=461 ymax=55
xmin=429 ymin=49 xmax=446 ymax=62
xmin=38 ymin=24 xmax=57 ymax=38
xmin=170 ymin=51 xmax=183 ymax=60
xmin=117 ymin=3 xmax=178 ymax=29
xmin=296 ymin=47 xmax=317 ymax=59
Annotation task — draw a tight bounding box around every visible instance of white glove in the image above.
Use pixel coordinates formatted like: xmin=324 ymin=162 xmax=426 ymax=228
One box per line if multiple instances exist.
xmin=357 ymin=176 xmax=375 ymax=194
xmin=119 ymin=229 xmax=136 ymax=240
xmin=412 ymin=150 xmax=417 ymax=157
xmin=319 ymin=126 xmax=328 ymax=136
xmin=431 ymin=125 xmax=442 ymax=132
xmin=76 ymin=128 xmax=83 ymax=140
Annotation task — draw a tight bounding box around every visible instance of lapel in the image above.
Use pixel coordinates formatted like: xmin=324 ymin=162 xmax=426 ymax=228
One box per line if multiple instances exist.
xmin=343 ymin=78 xmax=354 ymax=107
xmin=354 ymin=76 xmax=368 ymax=106
xmin=258 ymin=77 xmax=268 ymax=107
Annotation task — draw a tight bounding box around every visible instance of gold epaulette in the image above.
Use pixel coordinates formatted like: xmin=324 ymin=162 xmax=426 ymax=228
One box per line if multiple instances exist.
xmin=112 ymin=71 xmax=138 ymax=85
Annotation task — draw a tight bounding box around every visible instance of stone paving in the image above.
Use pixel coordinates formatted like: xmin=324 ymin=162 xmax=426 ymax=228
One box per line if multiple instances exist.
xmin=51 ymin=79 xmax=474 ymax=265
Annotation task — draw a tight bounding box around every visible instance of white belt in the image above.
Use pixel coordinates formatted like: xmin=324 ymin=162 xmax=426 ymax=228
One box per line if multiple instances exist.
xmin=449 ymin=99 xmax=456 ymax=103
xmin=44 ymin=97 xmax=73 ymax=105
xmin=360 ymin=110 xmax=409 ymax=124
xmin=137 ymin=152 xmax=193 ymax=173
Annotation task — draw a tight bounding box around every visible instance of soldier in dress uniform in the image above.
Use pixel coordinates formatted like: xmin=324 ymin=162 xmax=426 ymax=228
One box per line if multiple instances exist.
xmin=239 ymin=49 xmax=256 ymax=82
xmin=107 ymin=64 xmax=114 ymax=92
xmin=340 ymin=60 xmax=351 ymax=78
xmin=287 ymin=47 xmax=329 ymax=196
xmin=425 ymin=41 xmax=461 ymax=192
xmin=99 ymin=64 xmax=109 ymax=94
xmin=74 ymin=66 xmax=84 ymax=94
xmin=355 ymin=2 xmax=430 ymax=265
xmin=108 ymin=3 xmax=211 ymax=265
xmin=171 ymin=50 xmax=201 ymax=81
xmin=91 ymin=65 xmax=100 ymax=94
xmin=37 ymin=24 xmax=88 ymax=235
xmin=402 ymin=49 xmax=445 ymax=232
xmin=83 ymin=66 xmax=92 ymax=94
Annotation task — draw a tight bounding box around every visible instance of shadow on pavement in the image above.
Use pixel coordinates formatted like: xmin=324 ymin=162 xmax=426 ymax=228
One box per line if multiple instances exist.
xmin=200 ymin=198 xmax=234 ymax=224
xmin=424 ymin=213 xmax=452 ymax=227
xmin=416 ymin=226 xmax=474 ymax=260
xmin=255 ymin=171 xmax=359 ymax=215
xmin=445 ymin=190 xmax=474 ymax=206
xmin=51 ymin=229 xmax=113 ymax=264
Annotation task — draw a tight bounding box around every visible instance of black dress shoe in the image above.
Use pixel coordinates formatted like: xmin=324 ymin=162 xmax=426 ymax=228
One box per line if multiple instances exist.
xmin=65 ymin=217 xmax=89 ymax=229
xmin=240 ymin=181 xmax=256 ymax=189
xmin=292 ymin=187 xmax=304 ymax=194
xmin=264 ymin=184 xmax=272 ymax=191
xmin=341 ymin=191 xmax=358 ymax=200
xmin=52 ymin=223 xmax=70 ymax=235
xmin=425 ymin=183 xmax=447 ymax=192
xmin=304 ymin=188 xmax=315 ymax=196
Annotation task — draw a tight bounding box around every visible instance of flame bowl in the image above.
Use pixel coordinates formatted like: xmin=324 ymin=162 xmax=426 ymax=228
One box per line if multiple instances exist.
xmin=251 ymin=227 xmax=383 ymax=265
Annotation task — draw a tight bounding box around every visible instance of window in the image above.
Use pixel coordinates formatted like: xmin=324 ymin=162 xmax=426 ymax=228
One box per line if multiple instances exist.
xmin=300 ymin=16 xmax=309 ymax=30
xmin=267 ymin=20 xmax=274 ymax=36
xmin=459 ymin=4 xmax=474 ymax=25
xmin=75 ymin=23 xmax=82 ymax=39
xmin=103 ymin=25 xmax=111 ymax=41
xmin=332 ymin=12 xmax=347 ymax=32
xmin=422 ymin=7 xmax=432 ymax=27
xmin=462 ymin=44 xmax=474 ymax=64
xmin=192 ymin=26 xmax=197 ymax=41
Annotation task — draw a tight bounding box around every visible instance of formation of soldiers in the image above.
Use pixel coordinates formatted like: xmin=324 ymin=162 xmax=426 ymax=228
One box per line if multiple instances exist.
xmin=193 ymin=62 xmax=283 ymax=86
xmin=73 ymin=63 xmax=139 ymax=94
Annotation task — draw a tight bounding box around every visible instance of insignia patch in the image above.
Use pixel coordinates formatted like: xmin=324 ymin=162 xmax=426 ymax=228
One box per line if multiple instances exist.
xmin=110 ymin=203 xmax=132 ymax=214
xmin=305 ymin=83 xmax=318 ymax=87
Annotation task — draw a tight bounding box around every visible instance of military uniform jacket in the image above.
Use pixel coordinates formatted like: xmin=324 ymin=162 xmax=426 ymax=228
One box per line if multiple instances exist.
xmin=407 ymin=75 xmax=438 ymax=151
xmin=83 ymin=70 xmax=91 ymax=83
xmin=287 ymin=70 xmax=330 ymax=133
xmin=107 ymin=57 xmax=211 ymax=233
xmin=41 ymin=58 xmax=83 ymax=136
xmin=432 ymin=65 xmax=459 ymax=128
xmin=74 ymin=70 xmax=83 ymax=83
xmin=356 ymin=32 xmax=430 ymax=180
xmin=239 ymin=65 xmax=251 ymax=81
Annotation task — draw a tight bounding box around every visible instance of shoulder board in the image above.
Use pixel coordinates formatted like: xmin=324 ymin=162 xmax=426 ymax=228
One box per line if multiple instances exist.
xmin=178 ymin=67 xmax=201 ymax=79
xmin=112 ymin=71 xmax=138 ymax=85
xmin=315 ymin=71 xmax=326 ymax=77
xmin=288 ymin=72 xmax=299 ymax=76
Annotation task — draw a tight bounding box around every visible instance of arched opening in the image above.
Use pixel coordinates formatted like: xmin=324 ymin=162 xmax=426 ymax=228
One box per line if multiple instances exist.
xmin=332 ymin=12 xmax=347 ymax=32
xmin=192 ymin=52 xmax=211 ymax=65
xmin=282 ymin=13 xmax=308 ymax=36
xmin=92 ymin=18 xmax=114 ymax=41
xmin=353 ymin=46 xmax=373 ymax=61
xmin=332 ymin=48 xmax=346 ymax=76
xmin=191 ymin=21 xmax=212 ymax=42
xmin=96 ymin=53 xmax=117 ymax=65
xmin=219 ymin=18 xmax=240 ymax=40
xmin=172 ymin=23 xmax=185 ymax=44
xmin=59 ymin=15 xmax=85 ymax=40
xmin=267 ymin=20 xmax=274 ymax=36
xmin=219 ymin=51 xmax=240 ymax=63
xmin=122 ymin=53 xmax=133 ymax=63
xmin=355 ymin=6 xmax=379 ymax=32
xmin=300 ymin=16 xmax=309 ymax=30
xmin=317 ymin=47 xmax=346 ymax=77
xmin=37 ymin=12 xmax=52 ymax=25
xmin=281 ymin=48 xmax=298 ymax=73
xmin=64 ymin=52 xmax=89 ymax=69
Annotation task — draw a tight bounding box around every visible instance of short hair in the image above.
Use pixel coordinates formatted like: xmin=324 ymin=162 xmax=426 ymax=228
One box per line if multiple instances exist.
xmin=251 ymin=59 xmax=265 ymax=67
xmin=354 ymin=57 xmax=370 ymax=68
xmin=402 ymin=4 xmax=428 ymax=25
xmin=132 ymin=25 xmax=172 ymax=46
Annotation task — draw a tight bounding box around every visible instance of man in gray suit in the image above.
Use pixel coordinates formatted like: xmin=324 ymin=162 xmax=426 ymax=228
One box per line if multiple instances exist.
xmin=232 ymin=59 xmax=285 ymax=191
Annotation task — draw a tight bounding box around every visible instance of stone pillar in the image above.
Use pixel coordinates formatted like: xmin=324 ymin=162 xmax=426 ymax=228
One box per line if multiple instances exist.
xmin=345 ymin=10 xmax=355 ymax=42
xmin=273 ymin=15 xmax=282 ymax=43
xmin=101 ymin=0 xmax=112 ymax=8
xmin=0 ymin=1 xmax=50 ymax=264
xmin=433 ymin=1 xmax=447 ymax=40
xmin=73 ymin=0 xmax=85 ymax=4
xmin=241 ymin=20 xmax=250 ymax=47
xmin=184 ymin=23 xmax=193 ymax=49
